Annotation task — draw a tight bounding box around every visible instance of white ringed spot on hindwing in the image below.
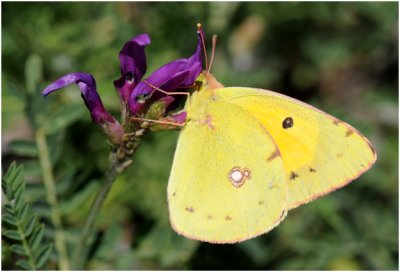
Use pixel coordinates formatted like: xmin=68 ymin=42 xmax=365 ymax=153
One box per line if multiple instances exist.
xmin=228 ymin=167 xmax=252 ymax=188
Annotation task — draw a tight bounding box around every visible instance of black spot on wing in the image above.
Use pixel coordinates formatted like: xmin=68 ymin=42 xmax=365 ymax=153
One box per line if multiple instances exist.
xmin=290 ymin=171 xmax=299 ymax=180
xmin=186 ymin=207 xmax=194 ymax=213
xmin=282 ymin=117 xmax=294 ymax=129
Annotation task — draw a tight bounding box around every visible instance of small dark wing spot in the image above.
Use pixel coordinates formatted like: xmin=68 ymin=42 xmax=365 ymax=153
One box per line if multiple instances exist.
xmin=290 ymin=171 xmax=299 ymax=180
xmin=309 ymin=167 xmax=316 ymax=173
xmin=345 ymin=129 xmax=354 ymax=137
xmin=337 ymin=153 xmax=343 ymax=158
xmin=207 ymin=215 xmax=213 ymax=220
xmin=186 ymin=207 xmax=194 ymax=213
xmin=333 ymin=119 xmax=340 ymax=125
xmin=360 ymin=163 xmax=365 ymax=167
xmin=172 ymin=191 xmax=177 ymax=197
xmin=225 ymin=216 xmax=232 ymax=221
xmin=258 ymin=201 xmax=265 ymax=205
xmin=282 ymin=117 xmax=294 ymax=129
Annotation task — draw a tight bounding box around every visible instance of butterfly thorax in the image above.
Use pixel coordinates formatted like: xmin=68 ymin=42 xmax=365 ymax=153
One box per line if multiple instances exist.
xmin=186 ymin=72 xmax=224 ymax=122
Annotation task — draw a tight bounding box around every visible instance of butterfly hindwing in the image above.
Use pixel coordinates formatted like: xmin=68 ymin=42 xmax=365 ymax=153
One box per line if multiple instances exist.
xmin=168 ymin=96 xmax=287 ymax=243
xmin=216 ymin=87 xmax=376 ymax=209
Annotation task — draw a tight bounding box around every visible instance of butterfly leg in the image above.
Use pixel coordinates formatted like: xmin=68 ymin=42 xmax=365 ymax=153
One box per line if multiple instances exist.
xmin=143 ymin=80 xmax=191 ymax=98
xmin=131 ymin=111 xmax=187 ymax=131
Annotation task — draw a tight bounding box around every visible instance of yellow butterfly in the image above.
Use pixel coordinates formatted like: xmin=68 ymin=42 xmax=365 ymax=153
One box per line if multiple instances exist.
xmin=167 ymin=31 xmax=376 ymax=244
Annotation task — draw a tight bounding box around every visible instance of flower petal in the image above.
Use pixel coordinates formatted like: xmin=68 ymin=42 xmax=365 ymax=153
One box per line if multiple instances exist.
xmin=167 ymin=111 xmax=187 ymax=124
xmin=43 ymin=72 xmax=114 ymax=124
xmin=128 ymin=31 xmax=203 ymax=115
xmin=114 ymin=34 xmax=151 ymax=103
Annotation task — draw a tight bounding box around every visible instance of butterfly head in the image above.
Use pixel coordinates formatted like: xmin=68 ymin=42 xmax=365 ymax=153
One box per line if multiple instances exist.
xmin=194 ymin=72 xmax=224 ymax=93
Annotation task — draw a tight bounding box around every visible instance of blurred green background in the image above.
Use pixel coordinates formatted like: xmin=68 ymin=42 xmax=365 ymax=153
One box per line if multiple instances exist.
xmin=2 ymin=2 xmax=398 ymax=270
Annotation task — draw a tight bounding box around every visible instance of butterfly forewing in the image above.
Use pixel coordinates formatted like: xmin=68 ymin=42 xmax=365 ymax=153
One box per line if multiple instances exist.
xmin=216 ymin=87 xmax=376 ymax=209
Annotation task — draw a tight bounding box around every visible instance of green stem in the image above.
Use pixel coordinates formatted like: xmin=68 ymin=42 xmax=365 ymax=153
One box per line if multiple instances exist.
xmin=35 ymin=128 xmax=70 ymax=270
xmin=72 ymin=152 xmax=130 ymax=269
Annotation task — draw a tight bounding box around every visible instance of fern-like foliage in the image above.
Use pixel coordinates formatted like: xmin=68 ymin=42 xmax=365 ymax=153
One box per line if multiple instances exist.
xmin=2 ymin=162 xmax=53 ymax=270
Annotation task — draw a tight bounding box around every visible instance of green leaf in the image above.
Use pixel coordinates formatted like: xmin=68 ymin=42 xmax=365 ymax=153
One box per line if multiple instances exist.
xmin=35 ymin=244 xmax=53 ymax=268
xmin=16 ymin=202 xmax=29 ymax=220
xmin=23 ymin=160 xmax=42 ymax=178
xmin=2 ymin=184 xmax=13 ymax=201
xmin=30 ymin=204 xmax=51 ymax=218
xmin=16 ymin=259 xmax=33 ymax=270
xmin=25 ymin=184 xmax=46 ymax=202
xmin=2 ymin=213 xmax=17 ymax=226
xmin=7 ymin=164 xmax=23 ymax=187
xmin=2 ymin=163 xmax=25 ymax=209
xmin=25 ymin=54 xmax=43 ymax=94
xmin=8 ymin=140 xmax=38 ymax=157
xmin=2 ymin=163 xmax=23 ymax=200
xmin=60 ymin=181 xmax=99 ymax=215
xmin=43 ymin=104 xmax=85 ymax=134
xmin=10 ymin=244 xmax=27 ymax=256
xmin=14 ymin=193 xmax=25 ymax=212
xmin=2 ymin=162 xmax=52 ymax=270
xmin=3 ymin=203 xmax=14 ymax=214
xmin=47 ymin=131 xmax=66 ymax=164
xmin=13 ymin=182 xmax=25 ymax=204
xmin=23 ymin=215 xmax=37 ymax=237
xmin=3 ymin=230 xmax=21 ymax=240
xmin=3 ymin=162 xmax=17 ymax=182
xmin=56 ymin=167 xmax=78 ymax=195
xmin=29 ymin=224 xmax=44 ymax=250
xmin=12 ymin=174 xmax=25 ymax=194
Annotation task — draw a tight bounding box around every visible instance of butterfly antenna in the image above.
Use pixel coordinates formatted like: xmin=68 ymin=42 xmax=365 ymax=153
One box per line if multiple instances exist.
xmin=197 ymin=23 xmax=208 ymax=74
xmin=207 ymin=34 xmax=218 ymax=75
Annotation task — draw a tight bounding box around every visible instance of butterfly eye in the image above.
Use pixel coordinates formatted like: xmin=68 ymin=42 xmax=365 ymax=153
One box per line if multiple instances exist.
xmin=125 ymin=72 xmax=135 ymax=84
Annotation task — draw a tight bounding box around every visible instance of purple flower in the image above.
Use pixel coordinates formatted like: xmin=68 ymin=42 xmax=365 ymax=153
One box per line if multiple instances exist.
xmin=127 ymin=30 xmax=203 ymax=115
xmin=113 ymin=34 xmax=151 ymax=104
xmin=42 ymin=27 xmax=204 ymax=145
xmin=42 ymin=72 xmax=124 ymax=144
